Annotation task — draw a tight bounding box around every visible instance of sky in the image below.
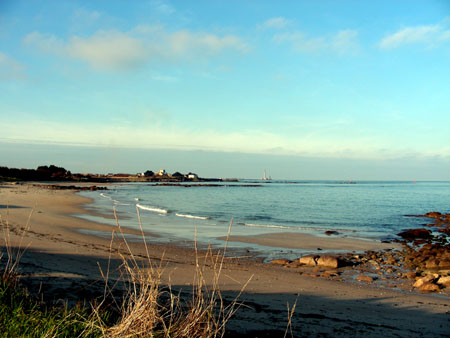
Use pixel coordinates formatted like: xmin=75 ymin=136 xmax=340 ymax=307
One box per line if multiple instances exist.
xmin=0 ymin=0 xmax=449 ymax=180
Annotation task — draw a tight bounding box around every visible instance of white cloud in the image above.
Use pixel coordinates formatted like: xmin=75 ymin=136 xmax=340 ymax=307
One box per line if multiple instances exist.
xmin=168 ymin=30 xmax=249 ymax=57
xmin=24 ymin=27 xmax=249 ymax=72
xmin=0 ymin=52 xmax=26 ymax=81
xmin=262 ymin=17 xmax=291 ymax=29
xmin=68 ymin=31 xmax=149 ymax=71
xmin=379 ymin=20 xmax=450 ymax=49
xmin=72 ymin=8 xmax=101 ymax=25
xmin=150 ymin=0 xmax=175 ymax=15
xmin=24 ymin=32 xmax=64 ymax=54
xmin=332 ymin=30 xmax=360 ymax=54
xmin=274 ymin=29 xmax=359 ymax=54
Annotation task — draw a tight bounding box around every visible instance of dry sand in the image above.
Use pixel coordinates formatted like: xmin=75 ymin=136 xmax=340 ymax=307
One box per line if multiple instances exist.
xmin=0 ymin=182 xmax=448 ymax=337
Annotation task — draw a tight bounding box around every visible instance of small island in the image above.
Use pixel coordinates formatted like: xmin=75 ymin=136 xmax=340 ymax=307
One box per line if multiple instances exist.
xmin=0 ymin=165 xmax=229 ymax=183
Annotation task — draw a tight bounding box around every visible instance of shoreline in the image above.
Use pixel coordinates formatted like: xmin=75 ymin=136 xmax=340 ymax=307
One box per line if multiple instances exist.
xmin=1 ymin=182 xmax=449 ymax=336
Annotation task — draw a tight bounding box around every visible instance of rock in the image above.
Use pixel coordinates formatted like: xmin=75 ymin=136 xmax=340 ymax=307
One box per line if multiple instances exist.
xmin=425 ymin=258 xmax=440 ymax=270
xmin=324 ymin=230 xmax=339 ymax=236
xmin=321 ymin=270 xmax=340 ymax=278
xmin=397 ymin=228 xmax=432 ymax=240
xmin=417 ymin=282 xmax=440 ymax=292
xmin=403 ymin=271 xmax=417 ymax=279
xmin=285 ymin=261 xmax=302 ymax=268
xmin=436 ymin=276 xmax=450 ymax=287
xmin=299 ymin=255 xmax=319 ymax=266
xmin=384 ymin=254 xmax=397 ymax=265
xmin=424 ymin=212 xmax=442 ymax=218
xmin=270 ymin=259 xmax=290 ymax=265
xmin=438 ymin=259 xmax=450 ymax=269
xmin=413 ymin=274 xmax=438 ymax=288
xmin=356 ymin=275 xmax=374 ymax=283
xmin=317 ymin=255 xmax=341 ymax=269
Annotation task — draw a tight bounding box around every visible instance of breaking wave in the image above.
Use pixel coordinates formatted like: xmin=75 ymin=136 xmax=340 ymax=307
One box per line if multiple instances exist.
xmin=136 ymin=204 xmax=169 ymax=214
xmin=242 ymin=223 xmax=355 ymax=233
xmin=175 ymin=213 xmax=209 ymax=220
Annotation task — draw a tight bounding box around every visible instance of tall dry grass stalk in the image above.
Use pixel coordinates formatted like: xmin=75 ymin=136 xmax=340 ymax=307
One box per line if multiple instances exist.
xmin=95 ymin=208 xmax=251 ymax=338
xmin=0 ymin=204 xmax=34 ymax=284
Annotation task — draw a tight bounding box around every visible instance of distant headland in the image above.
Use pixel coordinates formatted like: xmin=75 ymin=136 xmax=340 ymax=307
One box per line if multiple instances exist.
xmin=0 ymin=165 xmax=232 ymax=183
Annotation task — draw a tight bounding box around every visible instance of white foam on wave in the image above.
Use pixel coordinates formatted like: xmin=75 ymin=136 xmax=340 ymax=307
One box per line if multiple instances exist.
xmin=100 ymin=193 xmax=113 ymax=200
xmin=100 ymin=193 xmax=130 ymax=206
xmin=243 ymin=223 xmax=295 ymax=230
xmin=136 ymin=203 xmax=168 ymax=214
xmin=175 ymin=213 xmax=209 ymax=220
xmin=114 ymin=201 xmax=131 ymax=206
xmin=243 ymin=223 xmax=355 ymax=233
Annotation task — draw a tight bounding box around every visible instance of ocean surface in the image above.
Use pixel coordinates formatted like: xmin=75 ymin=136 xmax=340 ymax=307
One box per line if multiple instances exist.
xmin=78 ymin=180 xmax=450 ymax=257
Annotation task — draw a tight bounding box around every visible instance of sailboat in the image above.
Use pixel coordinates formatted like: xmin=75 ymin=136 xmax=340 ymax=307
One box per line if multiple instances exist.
xmin=263 ymin=170 xmax=271 ymax=181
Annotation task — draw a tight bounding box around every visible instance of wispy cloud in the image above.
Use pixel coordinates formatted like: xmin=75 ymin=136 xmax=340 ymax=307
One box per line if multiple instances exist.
xmin=0 ymin=52 xmax=26 ymax=81
xmin=72 ymin=8 xmax=101 ymax=26
xmin=274 ymin=29 xmax=359 ymax=54
xmin=332 ymin=30 xmax=360 ymax=55
xmin=379 ymin=20 xmax=450 ymax=49
xmin=261 ymin=17 xmax=292 ymax=29
xmin=2 ymin=119 xmax=449 ymax=161
xmin=24 ymin=27 xmax=249 ymax=72
xmin=150 ymin=0 xmax=175 ymax=15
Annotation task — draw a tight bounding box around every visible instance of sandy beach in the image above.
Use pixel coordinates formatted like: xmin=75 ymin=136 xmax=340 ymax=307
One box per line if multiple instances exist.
xmin=0 ymin=182 xmax=449 ymax=337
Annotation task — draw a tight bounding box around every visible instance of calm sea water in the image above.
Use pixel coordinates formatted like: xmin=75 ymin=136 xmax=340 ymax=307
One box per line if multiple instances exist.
xmin=78 ymin=181 xmax=450 ymax=255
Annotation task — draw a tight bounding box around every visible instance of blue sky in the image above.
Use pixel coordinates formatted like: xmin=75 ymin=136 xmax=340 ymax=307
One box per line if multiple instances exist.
xmin=1 ymin=0 xmax=449 ymax=179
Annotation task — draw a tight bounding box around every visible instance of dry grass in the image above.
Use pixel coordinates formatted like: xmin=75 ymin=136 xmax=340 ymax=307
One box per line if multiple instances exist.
xmin=93 ymin=209 xmax=251 ymax=338
xmin=0 ymin=204 xmax=33 ymax=284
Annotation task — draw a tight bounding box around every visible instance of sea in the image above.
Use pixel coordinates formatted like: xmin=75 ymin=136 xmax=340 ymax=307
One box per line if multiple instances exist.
xmin=77 ymin=180 xmax=450 ymax=258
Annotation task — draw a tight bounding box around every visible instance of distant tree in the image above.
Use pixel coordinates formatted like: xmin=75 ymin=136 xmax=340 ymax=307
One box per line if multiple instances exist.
xmin=171 ymin=171 xmax=184 ymax=178
xmin=144 ymin=170 xmax=154 ymax=177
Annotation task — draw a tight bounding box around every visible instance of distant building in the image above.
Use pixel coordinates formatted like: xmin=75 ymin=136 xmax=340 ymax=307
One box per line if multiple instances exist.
xmin=157 ymin=169 xmax=167 ymax=176
xmin=187 ymin=172 xmax=198 ymax=179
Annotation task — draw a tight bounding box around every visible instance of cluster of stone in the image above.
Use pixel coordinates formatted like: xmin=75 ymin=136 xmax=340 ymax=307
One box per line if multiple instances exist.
xmin=37 ymin=184 xmax=108 ymax=191
xmin=269 ymin=212 xmax=450 ymax=293
xmin=270 ymin=255 xmax=346 ymax=280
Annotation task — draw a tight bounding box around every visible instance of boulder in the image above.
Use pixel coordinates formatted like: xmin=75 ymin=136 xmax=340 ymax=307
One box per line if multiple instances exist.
xmin=436 ymin=276 xmax=450 ymax=288
xmin=417 ymin=282 xmax=440 ymax=292
xmin=299 ymin=255 xmax=319 ymax=266
xmin=424 ymin=212 xmax=442 ymax=218
xmin=317 ymin=255 xmax=341 ymax=269
xmin=397 ymin=228 xmax=432 ymax=240
xmin=413 ymin=274 xmax=438 ymax=288
xmin=356 ymin=275 xmax=374 ymax=283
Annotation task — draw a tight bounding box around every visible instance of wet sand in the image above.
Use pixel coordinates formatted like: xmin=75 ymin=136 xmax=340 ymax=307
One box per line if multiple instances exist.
xmin=220 ymin=232 xmax=400 ymax=251
xmin=0 ymin=182 xmax=448 ymax=337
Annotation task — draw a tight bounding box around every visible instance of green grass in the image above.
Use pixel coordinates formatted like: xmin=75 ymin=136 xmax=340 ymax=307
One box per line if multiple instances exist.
xmin=0 ymin=278 xmax=106 ymax=338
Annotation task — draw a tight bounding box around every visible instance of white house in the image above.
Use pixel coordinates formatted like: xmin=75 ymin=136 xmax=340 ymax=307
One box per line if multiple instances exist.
xmin=157 ymin=169 xmax=167 ymax=176
xmin=187 ymin=172 xmax=198 ymax=179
